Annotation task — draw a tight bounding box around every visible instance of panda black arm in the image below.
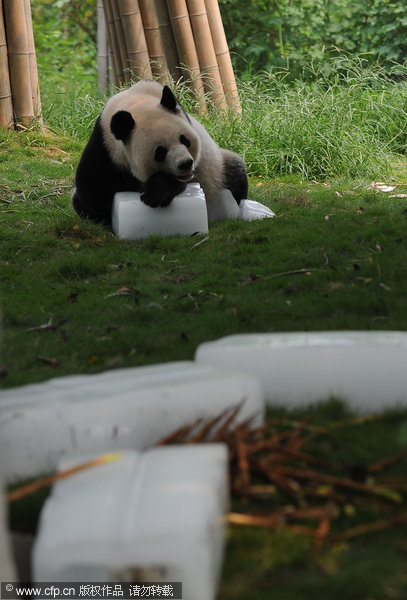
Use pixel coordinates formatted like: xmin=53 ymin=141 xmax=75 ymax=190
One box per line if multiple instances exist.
xmin=141 ymin=173 xmax=186 ymax=208
xmin=73 ymin=116 xmax=141 ymax=226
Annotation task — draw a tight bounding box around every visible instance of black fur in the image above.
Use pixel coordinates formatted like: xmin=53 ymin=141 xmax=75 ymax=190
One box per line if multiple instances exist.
xmin=160 ymin=86 xmax=191 ymax=123
xmin=222 ymin=154 xmax=248 ymax=205
xmin=110 ymin=110 xmax=135 ymax=141
xmin=161 ymin=86 xmax=177 ymax=112
xmin=141 ymin=173 xmax=186 ymax=208
xmin=180 ymin=134 xmax=190 ymax=147
xmin=72 ymin=116 xmax=141 ymax=226
xmin=154 ymin=145 xmax=168 ymax=162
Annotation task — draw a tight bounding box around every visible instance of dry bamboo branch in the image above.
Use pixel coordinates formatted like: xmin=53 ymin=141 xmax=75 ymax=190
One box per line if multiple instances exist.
xmin=152 ymin=0 xmax=179 ymax=80
xmin=7 ymin=453 xmax=123 ymax=503
xmin=0 ymin=1 xmax=13 ymax=128
xmin=186 ymin=0 xmax=227 ymax=109
xmin=368 ymin=448 xmax=407 ymax=474
xmin=235 ymin=428 xmax=250 ymax=486
xmin=24 ymin=0 xmax=42 ymax=124
xmin=118 ymin=0 xmax=152 ymax=80
xmin=3 ymin=0 xmax=34 ymax=126
xmin=139 ymin=0 xmax=169 ymax=83
xmin=156 ymin=420 xmax=203 ymax=445
xmin=333 ymin=512 xmax=407 ymax=543
xmin=204 ymin=0 xmax=241 ymax=113
xmin=166 ymin=0 xmax=207 ymax=111
xmin=209 ymin=403 xmax=247 ymax=442
xmin=268 ymin=464 xmax=403 ymax=501
xmin=228 ymin=512 xmax=282 ymax=528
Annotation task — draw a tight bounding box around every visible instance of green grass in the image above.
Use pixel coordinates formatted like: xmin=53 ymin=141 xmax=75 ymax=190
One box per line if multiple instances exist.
xmin=221 ymin=524 xmax=407 ymax=600
xmin=219 ymin=399 xmax=407 ymax=600
xmin=41 ymin=57 xmax=407 ymax=180
xmin=1 ymin=121 xmax=407 ymax=387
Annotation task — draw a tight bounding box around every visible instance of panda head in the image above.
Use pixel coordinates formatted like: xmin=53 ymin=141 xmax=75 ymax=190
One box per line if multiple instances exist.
xmin=108 ymin=85 xmax=200 ymax=183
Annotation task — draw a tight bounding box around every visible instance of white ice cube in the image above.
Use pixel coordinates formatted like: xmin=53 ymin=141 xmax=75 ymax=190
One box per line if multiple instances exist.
xmin=112 ymin=183 xmax=208 ymax=239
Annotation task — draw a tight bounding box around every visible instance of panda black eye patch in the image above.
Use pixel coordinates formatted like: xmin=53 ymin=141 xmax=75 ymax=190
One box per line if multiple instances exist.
xmin=180 ymin=135 xmax=191 ymax=147
xmin=154 ymin=146 xmax=168 ymax=162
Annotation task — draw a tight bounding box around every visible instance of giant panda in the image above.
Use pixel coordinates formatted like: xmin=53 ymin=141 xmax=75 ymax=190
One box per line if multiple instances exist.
xmin=72 ymin=79 xmax=248 ymax=226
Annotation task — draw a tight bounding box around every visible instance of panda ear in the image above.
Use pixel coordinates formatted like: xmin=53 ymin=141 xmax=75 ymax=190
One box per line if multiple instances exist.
xmin=160 ymin=85 xmax=177 ymax=113
xmin=110 ymin=110 xmax=135 ymax=142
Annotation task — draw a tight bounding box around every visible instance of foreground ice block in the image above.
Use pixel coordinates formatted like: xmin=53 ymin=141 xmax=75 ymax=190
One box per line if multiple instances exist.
xmin=112 ymin=183 xmax=208 ymax=239
xmin=196 ymin=331 xmax=407 ymax=412
xmin=0 ymin=361 xmax=263 ymax=482
xmin=33 ymin=445 xmax=228 ymax=600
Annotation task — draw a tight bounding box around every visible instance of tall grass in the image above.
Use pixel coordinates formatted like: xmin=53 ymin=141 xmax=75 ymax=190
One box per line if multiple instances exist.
xmin=40 ymin=55 xmax=407 ymax=180
xmin=202 ymin=57 xmax=407 ymax=180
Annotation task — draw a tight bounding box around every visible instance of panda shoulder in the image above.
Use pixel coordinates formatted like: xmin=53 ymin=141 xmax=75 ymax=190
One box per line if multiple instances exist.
xmin=189 ymin=114 xmax=220 ymax=151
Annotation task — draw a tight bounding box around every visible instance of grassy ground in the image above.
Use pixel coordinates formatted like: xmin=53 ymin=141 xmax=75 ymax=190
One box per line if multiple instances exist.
xmin=218 ymin=400 xmax=407 ymax=600
xmin=2 ymin=58 xmax=407 ymax=597
xmin=1 ymin=123 xmax=407 ymax=387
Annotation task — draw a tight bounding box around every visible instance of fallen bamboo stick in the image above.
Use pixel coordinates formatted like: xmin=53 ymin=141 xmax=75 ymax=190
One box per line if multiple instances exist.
xmin=0 ymin=1 xmax=13 ymax=128
xmin=118 ymin=0 xmax=152 ymax=80
xmin=204 ymin=0 xmax=241 ymax=113
xmin=3 ymin=0 xmax=34 ymax=127
xmin=186 ymin=0 xmax=227 ymax=109
xmin=166 ymin=0 xmax=207 ymax=111
xmin=24 ymin=0 xmax=42 ymax=125
xmin=7 ymin=453 xmax=123 ymax=503
xmin=333 ymin=512 xmax=407 ymax=543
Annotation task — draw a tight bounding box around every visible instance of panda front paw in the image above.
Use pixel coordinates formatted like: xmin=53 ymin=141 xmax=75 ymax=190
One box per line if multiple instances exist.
xmin=141 ymin=173 xmax=186 ymax=208
xmin=141 ymin=190 xmax=173 ymax=208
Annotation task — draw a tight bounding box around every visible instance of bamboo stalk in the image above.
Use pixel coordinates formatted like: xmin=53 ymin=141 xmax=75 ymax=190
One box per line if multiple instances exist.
xmin=7 ymin=453 xmax=123 ymax=503
xmin=0 ymin=1 xmax=13 ymax=128
xmin=24 ymin=0 xmax=42 ymax=124
xmin=204 ymin=0 xmax=241 ymax=113
xmin=152 ymin=0 xmax=179 ymax=80
xmin=111 ymin=0 xmax=131 ymax=82
xmin=139 ymin=0 xmax=169 ymax=84
xmin=117 ymin=0 xmax=152 ymax=80
xmin=97 ymin=0 xmax=109 ymax=92
xmin=103 ymin=0 xmax=127 ymax=84
xmin=186 ymin=0 xmax=227 ymax=109
xmin=166 ymin=0 xmax=207 ymax=110
xmin=102 ymin=0 xmax=120 ymax=87
xmin=3 ymin=0 xmax=34 ymax=127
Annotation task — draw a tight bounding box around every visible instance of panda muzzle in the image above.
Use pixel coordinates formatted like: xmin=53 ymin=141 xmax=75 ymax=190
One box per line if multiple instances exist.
xmin=176 ymin=158 xmax=194 ymax=181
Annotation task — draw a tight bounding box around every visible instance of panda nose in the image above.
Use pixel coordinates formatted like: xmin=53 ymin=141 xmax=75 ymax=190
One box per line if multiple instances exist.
xmin=178 ymin=158 xmax=193 ymax=172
